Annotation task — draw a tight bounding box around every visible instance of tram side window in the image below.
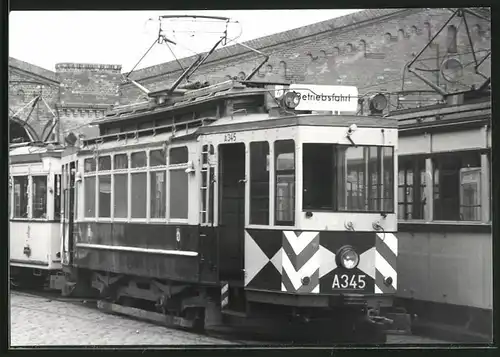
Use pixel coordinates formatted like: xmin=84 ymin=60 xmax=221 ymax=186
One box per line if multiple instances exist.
xmin=113 ymin=154 xmax=128 ymax=219
xmin=84 ymin=176 xmax=96 ymax=218
xmin=169 ymin=146 xmax=189 ymax=219
xmin=398 ymin=157 xmax=426 ymax=220
xmin=250 ymin=142 xmax=270 ymax=225
xmin=433 ymin=151 xmax=481 ymax=221
xmin=336 ymin=146 xmax=394 ymax=212
xmin=32 ymin=176 xmax=47 ymax=219
xmin=54 ymin=174 xmax=61 ymax=221
xmin=98 ymin=175 xmax=111 ymax=218
xmin=150 ymin=149 xmax=167 ymax=219
xmin=131 ymin=151 xmax=147 ymax=218
xmin=13 ymin=176 xmax=28 ymax=218
xmin=9 ymin=177 xmax=11 ymax=218
xmin=275 ymin=140 xmax=295 ymax=226
xmin=84 ymin=157 xmax=97 ymax=218
xmin=303 ymin=144 xmax=334 ymax=210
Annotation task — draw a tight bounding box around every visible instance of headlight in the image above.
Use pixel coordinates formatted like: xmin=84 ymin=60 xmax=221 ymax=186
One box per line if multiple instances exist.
xmin=337 ymin=246 xmax=359 ymax=270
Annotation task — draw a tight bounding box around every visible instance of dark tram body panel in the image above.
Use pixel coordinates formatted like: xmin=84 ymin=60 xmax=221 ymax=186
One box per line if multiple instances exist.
xmin=72 ymin=222 xmax=219 ymax=284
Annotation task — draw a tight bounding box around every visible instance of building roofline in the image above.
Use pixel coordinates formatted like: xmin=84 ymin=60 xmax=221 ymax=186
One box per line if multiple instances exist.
xmin=8 ymin=57 xmax=58 ymax=83
xmin=125 ymin=8 xmax=415 ymax=82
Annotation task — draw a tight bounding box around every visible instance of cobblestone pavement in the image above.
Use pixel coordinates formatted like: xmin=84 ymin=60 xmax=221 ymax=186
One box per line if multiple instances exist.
xmin=10 ymin=292 xmax=451 ymax=346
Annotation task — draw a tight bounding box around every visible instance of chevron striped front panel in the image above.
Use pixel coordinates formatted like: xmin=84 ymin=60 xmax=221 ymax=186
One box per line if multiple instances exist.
xmin=244 ymin=229 xmax=398 ymax=295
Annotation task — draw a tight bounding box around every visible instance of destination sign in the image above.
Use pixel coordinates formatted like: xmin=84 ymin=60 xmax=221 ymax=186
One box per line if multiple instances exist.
xmin=287 ymin=84 xmax=359 ymax=113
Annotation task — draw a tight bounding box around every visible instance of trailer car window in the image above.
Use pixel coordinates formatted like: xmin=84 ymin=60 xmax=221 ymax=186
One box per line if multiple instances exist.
xmin=433 ymin=151 xmax=481 ymax=221
xmin=275 ymin=140 xmax=295 ymax=226
xmin=114 ymin=154 xmax=128 ymax=169
xmin=131 ymin=152 xmax=147 ymax=168
xmin=250 ymin=141 xmax=270 ymax=225
xmin=131 ymin=172 xmax=147 ymax=218
xmin=114 ymin=174 xmax=128 ymax=218
xmin=84 ymin=158 xmax=96 ymax=172
xmin=398 ymin=157 xmax=427 ymax=220
xmin=54 ymin=174 xmax=61 ymax=221
xmin=98 ymin=156 xmax=111 ymax=171
xmin=84 ymin=176 xmax=96 ymax=217
xmin=32 ymin=176 xmax=47 ymax=219
xmin=13 ymin=176 xmax=28 ymax=218
xmin=150 ymin=171 xmax=167 ymax=218
xmin=170 ymin=170 xmax=188 ymax=219
xmin=98 ymin=175 xmax=111 ymax=218
xmin=150 ymin=149 xmax=166 ymax=167
xmin=170 ymin=147 xmax=188 ymax=165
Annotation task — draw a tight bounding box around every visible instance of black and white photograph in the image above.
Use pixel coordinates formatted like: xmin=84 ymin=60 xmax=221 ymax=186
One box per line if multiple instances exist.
xmin=7 ymin=6 xmax=492 ymax=348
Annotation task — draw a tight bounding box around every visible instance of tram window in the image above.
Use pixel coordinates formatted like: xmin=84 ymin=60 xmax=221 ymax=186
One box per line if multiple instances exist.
xmin=9 ymin=177 xmax=12 ymax=218
xmin=114 ymin=154 xmax=128 ymax=169
xmin=398 ymin=157 xmax=426 ymax=220
xmin=150 ymin=149 xmax=166 ymax=167
xmin=84 ymin=176 xmax=96 ymax=218
xmin=336 ymin=145 xmax=394 ymax=213
xmin=13 ymin=176 xmax=28 ymax=218
xmin=84 ymin=158 xmax=96 ymax=172
xmin=275 ymin=140 xmax=295 ymax=226
xmin=150 ymin=171 xmax=167 ymax=218
xmin=54 ymin=174 xmax=61 ymax=221
xmin=114 ymin=174 xmax=128 ymax=218
xmin=170 ymin=169 xmax=188 ymax=219
xmin=433 ymin=151 xmax=481 ymax=221
xmin=131 ymin=151 xmax=147 ymax=168
xmin=170 ymin=147 xmax=189 ymax=165
xmin=131 ymin=172 xmax=147 ymax=218
xmin=32 ymin=176 xmax=47 ymax=219
xmin=98 ymin=175 xmax=111 ymax=218
xmin=303 ymin=144 xmax=334 ymax=210
xmin=250 ymin=141 xmax=270 ymax=225
xmin=98 ymin=156 xmax=111 ymax=171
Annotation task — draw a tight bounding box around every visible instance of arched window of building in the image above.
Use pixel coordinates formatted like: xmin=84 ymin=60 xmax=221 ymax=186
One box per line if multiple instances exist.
xmin=332 ymin=47 xmax=340 ymax=56
xmin=17 ymin=89 xmax=25 ymax=101
xmin=359 ymin=40 xmax=367 ymax=54
xmin=398 ymin=29 xmax=405 ymax=40
xmin=411 ymin=26 xmax=418 ymax=36
xmin=384 ymin=32 xmax=392 ymax=43
xmin=346 ymin=43 xmax=354 ymax=53
xmin=447 ymin=25 xmax=458 ymax=53
xmin=424 ymin=22 xmax=431 ymax=41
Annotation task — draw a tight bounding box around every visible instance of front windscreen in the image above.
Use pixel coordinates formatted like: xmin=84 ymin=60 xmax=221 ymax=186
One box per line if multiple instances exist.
xmin=303 ymin=144 xmax=394 ymax=213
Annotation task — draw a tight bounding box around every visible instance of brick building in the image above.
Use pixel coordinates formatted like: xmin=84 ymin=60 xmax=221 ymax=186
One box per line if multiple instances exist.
xmin=9 ymin=8 xmax=490 ymax=142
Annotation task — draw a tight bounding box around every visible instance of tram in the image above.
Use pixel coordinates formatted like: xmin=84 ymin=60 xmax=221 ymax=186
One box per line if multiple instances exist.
xmin=9 ymin=142 xmax=66 ymax=290
xmin=58 ymin=78 xmax=399 ymax=342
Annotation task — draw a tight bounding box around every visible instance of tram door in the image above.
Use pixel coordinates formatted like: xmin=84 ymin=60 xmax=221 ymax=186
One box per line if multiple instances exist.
xmin=218 ymin=143 xmax=246 ymax=285
xmin=61 ymin=161 xmax=77 ymax=266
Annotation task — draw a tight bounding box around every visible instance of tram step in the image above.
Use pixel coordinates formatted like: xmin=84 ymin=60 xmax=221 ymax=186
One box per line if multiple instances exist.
xmin=97 ymin=300 xmax=195 ymax=329
xmin=221 ymin=309 xmax=247 ymax=318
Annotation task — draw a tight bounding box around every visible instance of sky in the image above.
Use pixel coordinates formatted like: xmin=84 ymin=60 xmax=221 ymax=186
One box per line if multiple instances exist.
xmin=9 ymin=10 xmax=361 ymax=73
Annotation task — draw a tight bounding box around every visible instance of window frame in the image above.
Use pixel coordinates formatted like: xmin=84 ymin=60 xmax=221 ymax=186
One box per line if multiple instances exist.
xmin=398 ymin=155 xmax=427 ymax=221
xmin=432 ymin=150 xmax=482 ymax=222
xmin=149 ymin=148 xmax=168 ymax=222
xmin=168 ymin=145 xmax=190 ymax=222
xmin=274 ymin=140 xmax=296 ymax=226
xmin=129 ymin=150 xmax=148 ymax=221
xmin=249 ymin=141 xmax=270 ymax=225
xmin=300 ymin=143 xmax=396 ymax=214
xmin=12 ymin=175 xmax=30 ymax=219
